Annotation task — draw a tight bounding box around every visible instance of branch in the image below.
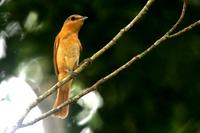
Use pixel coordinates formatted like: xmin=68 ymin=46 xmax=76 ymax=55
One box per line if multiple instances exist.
xmin=169 ymin=20 xmax=200 ymax=38
xmin=167 ymin=0 xmax=187 ymax=34
xmin=12 ymin=0 xmax=156 ymax=131
xmin=19 ymin=0 xmax=200 ymax=128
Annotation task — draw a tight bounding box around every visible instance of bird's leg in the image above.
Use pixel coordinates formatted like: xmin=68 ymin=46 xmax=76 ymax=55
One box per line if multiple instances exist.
xmin=77 ymin=58 xmax=92 ymax=68
xmin=65 ymin=68 xmax=78 ymax=79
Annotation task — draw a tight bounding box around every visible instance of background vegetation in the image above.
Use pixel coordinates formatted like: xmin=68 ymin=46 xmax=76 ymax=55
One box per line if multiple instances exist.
xmin=0 ymin=0 xmax=200 ymax=132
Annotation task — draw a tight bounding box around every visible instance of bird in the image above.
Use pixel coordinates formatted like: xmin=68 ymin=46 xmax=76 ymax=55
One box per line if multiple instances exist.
xmin=53 ymin=14 xmax=87 ymax=119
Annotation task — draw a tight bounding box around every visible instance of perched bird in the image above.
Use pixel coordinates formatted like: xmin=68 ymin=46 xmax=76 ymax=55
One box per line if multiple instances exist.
xmin=53 ymin=14 xmax=87 ymax=119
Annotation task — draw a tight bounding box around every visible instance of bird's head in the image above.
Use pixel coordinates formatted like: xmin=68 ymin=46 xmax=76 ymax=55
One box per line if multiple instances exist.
xmin=63 ymin=14 xmax=88 ymax=33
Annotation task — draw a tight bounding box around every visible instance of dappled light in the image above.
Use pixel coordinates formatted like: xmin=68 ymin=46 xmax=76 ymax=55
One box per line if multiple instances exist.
xmin=0 ymin=77 xmax=44 ymax=133
xmin=76 ymin=91 xmax=103 ymax=126
xmin=0 ymin=33 xmax=6 ymax=59
xmin=80 ymin=127 xmax=93 ymax=133
xmin=0 ymin=0 xmax=7 ymax=6
xmin=24 ymin=11 xmax=43 ymax=32
xmin=0 ymin=0 xmax=200 ymax=132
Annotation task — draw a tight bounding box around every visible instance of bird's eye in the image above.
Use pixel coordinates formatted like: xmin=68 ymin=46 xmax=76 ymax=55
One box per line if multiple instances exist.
xmin=70 ymin=16 xmax=76 ymax=21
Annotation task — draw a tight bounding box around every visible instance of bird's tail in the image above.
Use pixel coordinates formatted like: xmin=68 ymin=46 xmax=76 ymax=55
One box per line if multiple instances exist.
xmin=53 ymin=82 xmax=71 ymax=119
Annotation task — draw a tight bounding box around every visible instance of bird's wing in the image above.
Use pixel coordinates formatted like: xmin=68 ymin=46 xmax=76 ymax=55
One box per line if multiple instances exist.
xmin=78 ymin=40 xmax=83 ymax=52
xmin=53 ymin=36 xmax=60 ymax=76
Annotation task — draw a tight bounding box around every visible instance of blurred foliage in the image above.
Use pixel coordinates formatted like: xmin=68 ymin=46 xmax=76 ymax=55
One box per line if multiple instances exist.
xmin=0 ymin=0 xmax=200 ymax=133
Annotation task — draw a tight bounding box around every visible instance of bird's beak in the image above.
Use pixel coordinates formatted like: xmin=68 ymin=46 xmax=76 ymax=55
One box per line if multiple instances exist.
xmin=82 ymin=16 xmax=88 ymax=20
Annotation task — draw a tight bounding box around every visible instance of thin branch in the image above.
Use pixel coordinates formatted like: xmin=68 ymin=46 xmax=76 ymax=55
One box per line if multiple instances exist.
xmin=167 ymin=0 xmax=187 ymax=34
xmin=89 ymin=0 xmax=156 ymax=61
xmin=167 ymin=0 xmax=200 ymax=38
xmin=12 ymin=0 xmax=155 ymax=131
xmin=19 ymin=0 xmax=200 ymax=128
xmin=169 ymin=20 xmax=200 ymax=38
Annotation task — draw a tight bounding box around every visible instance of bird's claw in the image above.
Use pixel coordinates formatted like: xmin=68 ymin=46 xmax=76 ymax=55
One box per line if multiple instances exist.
xmin=65 ymin=69 xmax=78 ymax=79
xmin=79 ymin=58 xmax=92 ymax=66
xmin=84 ymin=58 xmax=92 ymax=64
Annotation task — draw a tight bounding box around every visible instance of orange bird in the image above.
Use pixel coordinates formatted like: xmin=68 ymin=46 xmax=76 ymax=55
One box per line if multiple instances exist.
xmin=53 ymin=14 xmax=87 ymax=119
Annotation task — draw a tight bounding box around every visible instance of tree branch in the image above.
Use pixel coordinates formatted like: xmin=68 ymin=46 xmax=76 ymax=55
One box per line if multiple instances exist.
xmin=17 ymin=0 xmax=200 ymax=129
xmin=169 ymin=20 xmax=200 ymax=38
xmin=11 ymin=0 xmax=156 ymax=131
xmin=167 ymin=0 xmax=187 ymax=34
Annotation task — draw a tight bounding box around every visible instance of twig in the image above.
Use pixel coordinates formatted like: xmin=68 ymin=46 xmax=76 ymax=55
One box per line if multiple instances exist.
xmin=19 ymin=0 xmax=200 ymax=128
xmin=167 ymin=0 xmax=187 ymax=34
xmin=169 ymin=20 xmax=200 ymax=38
xmin=12 ymin=0 xmax=155 ymax=131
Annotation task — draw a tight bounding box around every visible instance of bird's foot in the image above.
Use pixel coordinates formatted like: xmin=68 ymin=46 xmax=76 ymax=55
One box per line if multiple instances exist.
xmin=78 ymin=58 xmax=92 ymax=67
xmin=65 ymin=69 xmax=78 ymax=79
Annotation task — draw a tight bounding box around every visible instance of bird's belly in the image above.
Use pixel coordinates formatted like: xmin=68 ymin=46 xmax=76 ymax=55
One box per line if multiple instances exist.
xmin=56 ymin=43 xmax=80 ymax=72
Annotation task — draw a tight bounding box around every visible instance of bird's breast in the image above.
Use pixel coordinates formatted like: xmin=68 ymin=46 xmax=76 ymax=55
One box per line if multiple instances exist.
xmin=61 ymin=35 xmax=80 ymax=58
xmin=56 ymin=34 xmax=81 ymax=71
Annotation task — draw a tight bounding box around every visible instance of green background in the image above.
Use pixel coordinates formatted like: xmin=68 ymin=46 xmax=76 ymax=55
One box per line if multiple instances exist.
xmin=0 ymin=0 xmax=200 ymax=132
